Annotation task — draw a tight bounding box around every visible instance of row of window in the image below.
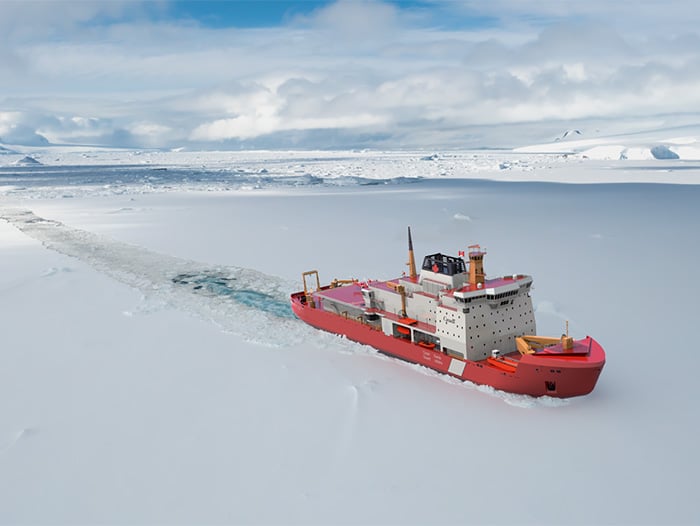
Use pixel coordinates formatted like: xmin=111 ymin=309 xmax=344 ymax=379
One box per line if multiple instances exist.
xmin=468 ymin=324 xmax=528 ymax=332
xmin=486 ymin=289 xmax=519 ymax=300
xmin=456 ymin=288 xmax=522 ymax=304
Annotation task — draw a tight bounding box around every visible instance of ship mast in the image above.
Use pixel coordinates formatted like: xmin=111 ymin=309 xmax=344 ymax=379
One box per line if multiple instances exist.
xmin=407 ymin=226 xmax=417 ymax=279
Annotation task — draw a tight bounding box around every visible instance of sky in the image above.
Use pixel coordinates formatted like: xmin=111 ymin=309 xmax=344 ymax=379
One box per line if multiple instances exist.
xmin=2 ymin=0 xmax=700 ymax=149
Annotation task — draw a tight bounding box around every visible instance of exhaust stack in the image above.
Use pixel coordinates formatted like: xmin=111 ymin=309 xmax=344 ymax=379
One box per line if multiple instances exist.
xmin=407 ymin=226 xmax=417 ymax=279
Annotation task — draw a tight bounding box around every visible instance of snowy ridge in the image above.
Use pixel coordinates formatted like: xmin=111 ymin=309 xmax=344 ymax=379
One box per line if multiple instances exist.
xmin=516 ymin=126 xmax=700 ymax=161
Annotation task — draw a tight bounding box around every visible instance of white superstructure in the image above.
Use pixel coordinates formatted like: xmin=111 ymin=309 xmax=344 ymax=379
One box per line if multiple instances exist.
xmin=361 ymin=248 xmax=537 ymax=361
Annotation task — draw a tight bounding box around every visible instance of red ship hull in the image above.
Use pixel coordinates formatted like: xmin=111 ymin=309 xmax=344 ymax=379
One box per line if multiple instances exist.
xmin=291 ymin=292 xmax=605 ymax=398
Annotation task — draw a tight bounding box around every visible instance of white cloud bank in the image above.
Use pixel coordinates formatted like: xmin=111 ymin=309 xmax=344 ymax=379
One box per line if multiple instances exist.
xmin=2 ymin=0 xmax=700 ymax=149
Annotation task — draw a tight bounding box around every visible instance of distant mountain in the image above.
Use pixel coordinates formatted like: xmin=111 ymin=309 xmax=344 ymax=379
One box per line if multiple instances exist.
xmin=14 ymin=155 xmax=42 ymax=165
xmin=516 ymin=123 xmax=700 ymax=160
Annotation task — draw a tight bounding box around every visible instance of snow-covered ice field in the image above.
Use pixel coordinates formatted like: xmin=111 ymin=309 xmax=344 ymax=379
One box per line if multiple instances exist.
xmin=1 ymin=151 xmax=699 ymax=524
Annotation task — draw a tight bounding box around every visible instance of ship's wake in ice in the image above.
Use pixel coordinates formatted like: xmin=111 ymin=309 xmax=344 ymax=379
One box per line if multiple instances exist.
xmin=0 ymin=207 xmax=305 ymax=347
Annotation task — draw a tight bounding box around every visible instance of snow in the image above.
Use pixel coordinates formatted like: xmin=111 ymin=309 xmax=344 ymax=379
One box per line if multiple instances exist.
xmin=1 ymin=149 xmax=699 ymax=524
xmin=514 ymin=124 xmax=700 ymax=162
xmin=1 ymin=147 xmax=700 ymax=192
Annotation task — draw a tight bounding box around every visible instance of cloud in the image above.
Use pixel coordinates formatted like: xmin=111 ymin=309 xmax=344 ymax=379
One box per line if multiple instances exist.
xmin=189 ymin=79 xmax=386 ymax=141
xmin=3 ymin=0 xmax=700 ymax=148
xmin=293 ymin=0 xmax=402 ymax=41
xmin=0 ymin=1 xmax=161 ymax=39
xmin=0 ymin=112 xmax=49 ymax=145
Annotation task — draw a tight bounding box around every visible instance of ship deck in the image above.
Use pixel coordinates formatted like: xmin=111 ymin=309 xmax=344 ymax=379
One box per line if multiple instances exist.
xmin=316 ymin=278 xmax=408 ymax=307
xmin=315 ymin=281 xmax=437 ymax=333
xmin=315 ymin=283 xmax=365 ymax=307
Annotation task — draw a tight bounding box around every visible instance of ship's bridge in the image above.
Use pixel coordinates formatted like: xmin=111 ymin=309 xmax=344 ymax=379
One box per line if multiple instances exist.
xmin=419 ymin=253 xmax=468 ymax=290
xmin=422 ymin=253 xmax=467 ymax=276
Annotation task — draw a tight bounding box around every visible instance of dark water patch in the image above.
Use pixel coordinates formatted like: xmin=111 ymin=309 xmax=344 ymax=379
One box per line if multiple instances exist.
xmin=172 ymin=271 xmax=294 ymax=318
